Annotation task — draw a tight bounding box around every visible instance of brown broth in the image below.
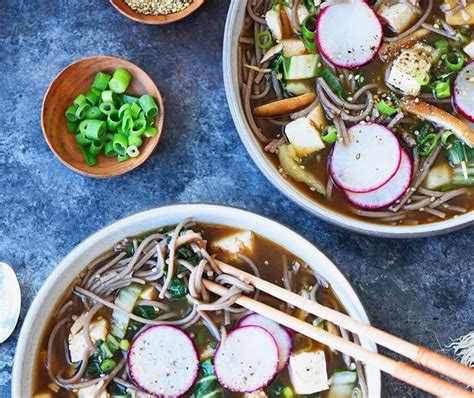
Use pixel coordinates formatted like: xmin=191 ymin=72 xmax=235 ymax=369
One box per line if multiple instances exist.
xmin=240 ymin=0 xmax=473 ymax=226
xmin=32 ymin=224 xmax=356 ymax=397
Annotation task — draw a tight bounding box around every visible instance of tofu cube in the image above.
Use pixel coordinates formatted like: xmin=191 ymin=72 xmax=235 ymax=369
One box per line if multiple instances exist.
xmin=387 ymin=43 xmax=434 ymax=96
xmin=281 ymin=39 xmax=307 ymax=57
xmin=78 ymin=380 xmax=109 ymax=398
xmin=464 ymin=39 xmax=474 ymax=59
xmin=297 ymin=4 xmax=310 ymax=24
xmin=211 ymin=231 xmax=255 ymax=257
xmin=288 ymin=351 xmax=329 ymax=394
xmin=307 ymin=104 xmax=328 ymax=131
xmin=376 ymin=0 xmax=420 ymax=33
xmin=68 ymin=317 xmax=108 ymax=363
xmin=445 ymin=0 xmax=474 ymax=25
xmin=265 ymin=9 xmax=283 ymax=41
xmin=285 ymin=117 xmax=325 ymax=157
xmin=286 ymin=80 xmax=315 ymax=96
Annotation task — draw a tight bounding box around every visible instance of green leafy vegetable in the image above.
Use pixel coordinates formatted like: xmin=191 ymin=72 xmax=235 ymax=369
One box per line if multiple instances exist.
xmin=168 ymin=277 xmax=189 ymax=299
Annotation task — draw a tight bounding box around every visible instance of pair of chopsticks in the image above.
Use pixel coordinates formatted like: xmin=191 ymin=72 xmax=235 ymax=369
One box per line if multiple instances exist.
xmin=202 ymin=260 xmax=474 ymax=398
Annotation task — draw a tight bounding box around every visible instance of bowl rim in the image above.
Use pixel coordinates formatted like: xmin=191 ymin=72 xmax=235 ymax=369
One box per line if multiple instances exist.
xmin=41 ymin=55 xmax=165 ymax=178
xmin=12 ymin=203 xmax=381 ymax=397
xmin=222 ymin=0 xmax=473 ymax=238
xmin=109 ymin=0 xmax=205 ymax=25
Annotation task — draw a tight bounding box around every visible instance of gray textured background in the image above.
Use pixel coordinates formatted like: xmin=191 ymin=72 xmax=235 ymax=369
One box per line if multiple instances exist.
xmin=0 ymin=1 xmax=472 ymax=397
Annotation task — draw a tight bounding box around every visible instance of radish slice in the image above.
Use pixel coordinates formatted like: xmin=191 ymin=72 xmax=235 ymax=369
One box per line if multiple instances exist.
xmin=238 ymin=313 xmax=292 ymax=371
xmin=330 ymin=123 xmax=401 ymax=193
xmin=454 ymin=61 xmax=474 ymax=122
xmin=344 ymin=150 xmax=412 ymax=209
xmin=316 ymin=0 xmax=382 ymax=68
xmin=214 ymin=325 xmax=279 ymax=392
xmin=128 ymin=325 xmax=199 ymax=397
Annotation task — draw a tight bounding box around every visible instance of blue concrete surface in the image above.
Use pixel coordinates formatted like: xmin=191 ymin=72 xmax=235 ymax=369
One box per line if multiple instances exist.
xmin=0 ymin=1 xmax=472 ymax=397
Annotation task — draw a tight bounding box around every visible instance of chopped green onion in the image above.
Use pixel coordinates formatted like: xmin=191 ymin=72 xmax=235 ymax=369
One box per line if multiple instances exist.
xmin=92 ymin=71 xmax=111 ymax=91
xmin=282 ymin=386 xmax=295 ymax=398
xmin=122 ymin=94 xmax=139 ymax=104
xmin=138 ymin=95 xmax=159 ymax=118
xmin=121 ymin=112 xmax=134 ymax=134
xmin=434 ymin=81 xmax=451 ymax=99
xmin=104 ymin=141 xmax=116 ymax=157
xmin=106 ymin=110 xmax=121 ymax=131
xmin=99 ymin=102 xmax=116 ymax=115
xmin=65 ymin=105 xmax=79 ymax=122
xmin=100 ymin=358 xmax=117 ymax=373
xmin=78 ymin=120 xmax=89 ymax=134
xmin=126 ymin=145 xmax=140 ymax=158
xmin=143 ymin=126 xmax=158 ymax=137
xmin=75 ymin=103 xmax=90 ymax=119
xmin=128 ymin=135 xmax=143 ymax=148
xmin=130 ymin=119 xmax=146 ymax=137
xmin=417 ymin=133 xmax=438 ymax=157
xmin=85 ymin=120 xmax=106 ymax=141
xmin=79 ymin=145 xmax=97 ymax=166
xmin=376 ymin=100 xmax=398 ymax=116
xmin=117 ymin=153 xmax=130 ymax=162
xmin=321 ymin=125 xmax=337 ymax=144
xmin=130 ymin=102 xmax=142 ymax=119
xmin=304 ymin=0 xmax=318 ymax=13
xmin=119 ymin=339 xmax=130 ymax=351
xmin=444 ymin=51 xmax=465 ymax=72
xmin=84 ymin=88 xmax=100 ymax=106
xmin=104 ymin=133 xmax=114 ymax=143
xmin=256 ymin=30 xmax=273 ymax=50
xmin=101 ymin=90 xmax=116 ymax=104
xmin=85 ymin=106 xmax=104 ymax=120
xmin=109 ymin=68 xmax=132 ymax=94
xmin=302 ymin=35 xmax=317 ymax=52
xmin=73 ymin=94 xmax=88 ymax=107
xmin=118 ymin=103 xmax=131 ymax=119
xmin=89 ymin=140 xmax=104 ymax=156
xmin=441 ymin=130 xmax=455 ymax=146
xmin=301 ymin=15 xmax=316 ymax=40
xmin=67 ymin=120 xmax=78 ymax=133
xmin=435 ymin=38 xmax=449 ymax=50
xmin=321 ymin=69 xmax=344 ymax=98
xmin=75 ymin=132 xmax=91 ymax=145
xmin=113 ymin=133 xmax=128 ymax=155
xmin=455 ymin=28 xmax=471 ymax=44
xmin=415 ymin=72 xmax=430 ymax=86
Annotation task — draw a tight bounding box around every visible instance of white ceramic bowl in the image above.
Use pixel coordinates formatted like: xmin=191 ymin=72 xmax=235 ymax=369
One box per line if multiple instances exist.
xmin=222 ymin=1 xmax=473 ymax=237
xmin=13 ymin=204 xmax=381 ymax=396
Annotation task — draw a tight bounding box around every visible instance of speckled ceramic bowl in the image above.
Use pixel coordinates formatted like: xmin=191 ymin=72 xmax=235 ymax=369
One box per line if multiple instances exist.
xmin=222 ymin=1 xmax=473 ymax=237
xmin=13 ymin=204 xmax=381 ymax=396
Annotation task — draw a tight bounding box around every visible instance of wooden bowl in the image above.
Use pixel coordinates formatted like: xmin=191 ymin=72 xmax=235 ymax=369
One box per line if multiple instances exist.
xmin=42 ymin=56 xmax=165 ymax=178
xmin=109 ymin=0 xmax=205 ymax=24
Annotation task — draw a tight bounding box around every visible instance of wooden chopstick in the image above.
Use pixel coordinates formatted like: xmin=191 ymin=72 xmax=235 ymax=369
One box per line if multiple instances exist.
xmin=202 ymin=279 xmax=472 ymax=398
xmin=214 ymin=260 xmax=474 ymax=388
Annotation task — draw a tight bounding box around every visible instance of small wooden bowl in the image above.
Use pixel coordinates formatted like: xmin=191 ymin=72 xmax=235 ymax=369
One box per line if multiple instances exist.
xmin=42 ymin=56 xmax=165 ymax=178
xmin=109 ymin=0 xmax=205 ymax=24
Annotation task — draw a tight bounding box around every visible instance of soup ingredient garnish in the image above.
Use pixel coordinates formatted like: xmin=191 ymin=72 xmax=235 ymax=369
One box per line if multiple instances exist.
xmin=344 ymin=150 xmax=412 ymax=209
xmin=316 ymin=0 xmax=382 ymax=68
xmin=214 ymin=325 xmax=279 ymax=392
xmin=253 ymin=93 xmax=317 ymax=118
xmin=330 ymin=123 xmax=402 ymax=193
xmin=288 ymin=350 xmax=329 ymax=394
xmin=193 ymin=359 xmax=225 ymax=398
xmin=238 ymin=313 xmax=293 ymax=372
xmin=128 ymin=325 xmax=199 ymax=396
xmin=453 ymin=62 xmax=474 ymax=122
xmin=110 ymin=283 xmax=143 ymax=339
xmin=327 ymin=370 xmax=358 ymax=398
xmin=124 ymin=0 xmax=192 ymax=16
xmin=64 ymin=68 xmax=160 ymax=166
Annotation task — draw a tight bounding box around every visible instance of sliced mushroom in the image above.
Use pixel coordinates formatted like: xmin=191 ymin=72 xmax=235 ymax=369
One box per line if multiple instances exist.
xmin=400 ymin=97 xmax=474 ymax=147
xmin=253 ymin=93 xmax=317 ymax=118
xmin=260 ymin=43 xmax=283 ymax=64
xmin=379 ymin=28 xmax=430 ymax=62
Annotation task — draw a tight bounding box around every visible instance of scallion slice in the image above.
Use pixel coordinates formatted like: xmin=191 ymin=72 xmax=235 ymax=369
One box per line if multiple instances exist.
xmin=92 ymin=71 xmax=111 ymax=91
xmin=256 ymin=30 xmax=273 ymax=50
xmin=109 ymin=68 xmax=132 ymax=94
xmin=138 ymin=95 xmax=158 ymax=118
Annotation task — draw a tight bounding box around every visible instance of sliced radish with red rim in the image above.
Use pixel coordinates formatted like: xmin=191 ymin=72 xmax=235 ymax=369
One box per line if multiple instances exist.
xmin=238 ymin=313 xmax=292 ymax=372
xmin=214 ymin=325 xmax=279 ymax=392
xmin=316 ymin=0 xmax=382 ymax=68
xmin=128 ymin=325 xmax=199 ymax=397
xmin=330 ymin=123 xmax=402 ymax=193
xmin=454 ymin=61 xmax=474 ymax=122
xmin=344 ymin=150 xmax=412 ymax=209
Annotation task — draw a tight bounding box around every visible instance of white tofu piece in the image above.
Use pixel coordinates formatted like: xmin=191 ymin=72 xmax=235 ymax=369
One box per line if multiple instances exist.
xmin=77 ymin=380 xmax=109 ymax=398
xmin=288 ymin=351 xmax=329 ymax=395
xmin=387 ymin=43 xmax=434 ymax=96
xmin=297 ymin=3 xmax=310 ymax=24
xmin=285 ymin=117 xmax=325 ymax=157
xmin=376 ymin=0 xmax=420 ymax=33
xmin=281 ymin=39 xmax=307 ymax=57
xmin=265 ymin=9 xmax=283 ymax=41
xmin=464 ymin=39 xmax=474 ymax=59
xmin=307 ymin=104 xmax=328 ymax=131
xmin=244 ymin=391 xmax=268 ymax=398
xmin=211 ymin=231 xmax=255 ymax=257
xmin=68 ymin=317 xmax=108 ymax=363
xmin=286 ymin=79 xmax=315 ymax=95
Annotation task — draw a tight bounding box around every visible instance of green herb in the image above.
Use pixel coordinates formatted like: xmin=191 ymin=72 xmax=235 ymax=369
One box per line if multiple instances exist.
xmin=193 ymin=360 xmax=224 ymax=398
xmin=133 ymin=305 xmax=157 ymax=320
xmin=321 ymin=69 xmax=344 ymax=98
xmin=417 ymin=133 xmax=439 ymax=157
xmin=444 ymin=51 xmax=465 ymax=72
xmin=100 ymin=358 xmax=117 ymax=373
xmin=168 ymin=277 xmax=189 ymax=299
xmin=301 ymin=15 xmax=316 ymax=40
xmin=434 ymin=80 xmax=451 ymax=99
xmin=304 ymin=0 xmax=319 ymax=13
xmin=256 ymin=30 xmax=273 ymax=49
xmin=376 ymin=100 xmax=398 ymax=116
xmin=321 ymin=125 xmax=338 ymax=144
